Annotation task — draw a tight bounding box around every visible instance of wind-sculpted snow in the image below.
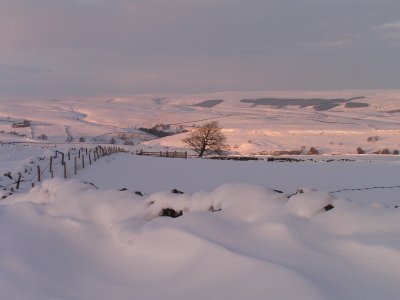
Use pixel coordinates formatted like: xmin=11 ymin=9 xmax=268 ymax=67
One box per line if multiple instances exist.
xmin=1 ymin=179 xmax=400 ymax=299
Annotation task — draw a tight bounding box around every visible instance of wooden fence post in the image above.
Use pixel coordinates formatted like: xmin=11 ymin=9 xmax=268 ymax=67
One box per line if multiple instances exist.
xmin=74 ymin=157 xmax=77 ymax=175
xmin=89 ymin=152 xmax=92 ymax=165
xmin=16 ymin=173 xmax=22 ymax=190
xmin=185 ymin=151 xmax=188 ymax=158
xmin=68 ymin=151 xmax=70 ymax=160
xmin=49 ymin=157 xmax=53 ymax=173
xmin=82 ymin=155 xmax=85 ymax=169
xmin=37 ymin=165 xmax=41 ymax=182
xmin=62 ymin=153 xmax=65 ymax=165
xmin=63 ymin=163 xmax=67 ymax=179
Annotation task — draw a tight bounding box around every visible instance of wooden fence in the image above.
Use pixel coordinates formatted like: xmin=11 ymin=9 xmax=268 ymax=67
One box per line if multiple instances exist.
xmin=0 ymin=145 xmax=191 ymax=200
xmin=136 ymin=149 xmax=188 ymax=158
xmin=0 ymin=146 xmax=126 ymax=199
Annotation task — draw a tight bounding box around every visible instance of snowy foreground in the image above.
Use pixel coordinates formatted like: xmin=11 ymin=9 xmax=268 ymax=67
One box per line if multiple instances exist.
xmin=1 ymin=154 xmax=400 ymax=299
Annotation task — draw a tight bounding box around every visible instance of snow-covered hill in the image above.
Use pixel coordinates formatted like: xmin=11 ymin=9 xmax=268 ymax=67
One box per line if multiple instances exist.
xmin=1 ymin=90 xmax=399 ymax=155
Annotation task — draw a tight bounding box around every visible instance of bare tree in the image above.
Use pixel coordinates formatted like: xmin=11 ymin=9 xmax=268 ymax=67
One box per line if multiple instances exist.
xmin=182 ymin=121 xmax=228 ymax=157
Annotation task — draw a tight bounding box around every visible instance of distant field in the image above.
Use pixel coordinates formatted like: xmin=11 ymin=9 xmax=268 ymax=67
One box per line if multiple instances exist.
xmin=0 ymin=90 xmax=399 ymax=155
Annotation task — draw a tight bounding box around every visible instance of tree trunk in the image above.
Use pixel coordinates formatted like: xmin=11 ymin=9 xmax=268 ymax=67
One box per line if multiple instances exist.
xmin=199 ymin=146 xmax=206 ymax=157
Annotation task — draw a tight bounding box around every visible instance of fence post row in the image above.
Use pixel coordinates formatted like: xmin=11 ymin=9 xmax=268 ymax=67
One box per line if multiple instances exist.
xmin=10 ymin=146 xmax=127 ymax=191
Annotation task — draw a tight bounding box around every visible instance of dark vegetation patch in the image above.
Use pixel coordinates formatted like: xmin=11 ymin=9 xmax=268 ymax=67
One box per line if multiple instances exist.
xmin=307 ymin=147 xmax=319 ymax=155
xmin=138 ymin=127 xmax=174 ymax=138
xmin=240 ymin=96 xmax=366 ymax=111
xmin=344 ymin=102 xmax=369 ymax=108
xmin=152 ymin=98 xmax=167 ymax=105
xmin=271 ymin=150 xmax=303 ymax=156
xmin=356 ymin=147 xmax=365 ymax=154
xmin=324 ymin=158 xmax=355 ymax=162
xmin=367 ymin=136 xmax=380 ymax=143
xmin=373 ymin=149 xmax=391 ymax=154
xmin=208 ymin=156 xmax=355 ymax=162
xmin=138 ymin=123 xmax=187 ymax=138
xmin=209 ymin=156 xmax=260 ymax=161
xmin=193 ymin=100 xmax=224 ymax=108
xmin=267 ymin=157 xmax=310 ymax=162
xmin=12 ymin=120 xmax=31 ymax=128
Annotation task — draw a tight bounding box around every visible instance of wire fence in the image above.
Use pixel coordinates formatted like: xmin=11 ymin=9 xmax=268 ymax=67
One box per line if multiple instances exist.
xmin=0 ymin=146 xmax=126 ymax=199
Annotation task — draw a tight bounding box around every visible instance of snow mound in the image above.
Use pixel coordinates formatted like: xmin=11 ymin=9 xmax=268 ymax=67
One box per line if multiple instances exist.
xmin=287 ymin=188 xmax=334 ymax=218
xmin=1 ymin=179 xmax=400 ymax=299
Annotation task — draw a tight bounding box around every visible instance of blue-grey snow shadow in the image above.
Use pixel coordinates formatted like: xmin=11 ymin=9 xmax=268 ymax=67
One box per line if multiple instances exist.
xmin=240 ymin=96 xmax=368 ymax=111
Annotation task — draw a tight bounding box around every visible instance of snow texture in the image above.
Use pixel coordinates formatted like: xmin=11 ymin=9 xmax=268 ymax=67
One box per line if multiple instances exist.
xmin=1 ymin=178 xmax=400 ymax=300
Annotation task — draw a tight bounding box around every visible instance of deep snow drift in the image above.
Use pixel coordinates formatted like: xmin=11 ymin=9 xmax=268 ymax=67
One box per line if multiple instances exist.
xmin=1 ymin=178 xmax=399 ymax=300
xmin=76 ymin=154 xmax=400 ymax=207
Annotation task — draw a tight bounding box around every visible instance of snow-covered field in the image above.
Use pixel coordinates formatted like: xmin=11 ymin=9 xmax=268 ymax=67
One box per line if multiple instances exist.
xmin=1 ymin=89 xmax=399 ymax=155
xmin=0 ymin=91 xmax=399 ymax=299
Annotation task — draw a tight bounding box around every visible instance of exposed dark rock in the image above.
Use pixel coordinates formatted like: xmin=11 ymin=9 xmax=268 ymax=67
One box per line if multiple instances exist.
xmin=324 ymin=204 xmax=334 ymax=211
xmin=208 ymin=206 xmax=222 ymax=212
xmin=273 ymin=189 xmax=284 ymax=194
xmin=83 ymin=181 xmax=99 ymax=189
xmin=171 ymin=189 xmax=184 ymax=194
xmin=135 ymin=191 xmax=144 ymax=196
xmin=160 ymin=208 xmax=183 ymax=218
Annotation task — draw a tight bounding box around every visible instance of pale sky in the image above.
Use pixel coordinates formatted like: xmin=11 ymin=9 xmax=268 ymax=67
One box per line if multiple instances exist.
xmin=1 ymin=0 xmax=399 ymax=98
